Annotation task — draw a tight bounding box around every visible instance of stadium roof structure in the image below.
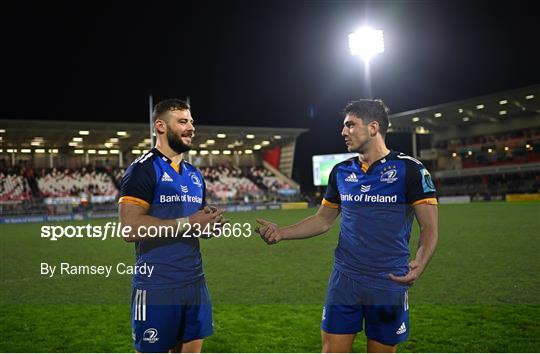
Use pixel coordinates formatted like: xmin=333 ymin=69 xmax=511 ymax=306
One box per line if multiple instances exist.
xmin=0 ymin=120 xmax=307 ymax=154
xmin=388 ymin=84 xmax=540 ymax=139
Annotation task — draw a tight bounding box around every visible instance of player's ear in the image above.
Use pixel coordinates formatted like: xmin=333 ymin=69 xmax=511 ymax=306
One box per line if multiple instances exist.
xmin=154 ymin=119 xmax=167 ymax=135
xmin=368 ymin=121 xmax=379 ymax=137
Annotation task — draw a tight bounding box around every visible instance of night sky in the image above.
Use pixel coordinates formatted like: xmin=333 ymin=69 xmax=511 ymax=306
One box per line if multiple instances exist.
xmin=3 ymin=0 xmax=539 ymax=187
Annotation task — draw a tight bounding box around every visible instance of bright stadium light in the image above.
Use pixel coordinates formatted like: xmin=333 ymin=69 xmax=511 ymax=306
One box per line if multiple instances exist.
xmin=348 ymin=27 xmax=384 ymax=60
xmin=348 ymin=26 xmax=384 ymax=98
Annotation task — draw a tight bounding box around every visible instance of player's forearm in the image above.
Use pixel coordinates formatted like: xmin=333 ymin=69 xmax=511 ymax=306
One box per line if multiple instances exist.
xmin=280 ymin=214 xmax=333 ymax=240
xmin=414 ymin=225 xmax=438 ymax=268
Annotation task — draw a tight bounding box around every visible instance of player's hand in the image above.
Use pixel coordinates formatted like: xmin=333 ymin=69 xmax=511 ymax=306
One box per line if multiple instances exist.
xmin=203 ymin=205 xmax=218 ymax=213
xmin=389 ymin=260 xmax=425 ymax=286
xmin=189 ymin=207 xmax=224 ymax=231
xmin=203 ymin=205 xmax=229 ymax=230
xmin=255 ymin=218 xmax=282 ymax=245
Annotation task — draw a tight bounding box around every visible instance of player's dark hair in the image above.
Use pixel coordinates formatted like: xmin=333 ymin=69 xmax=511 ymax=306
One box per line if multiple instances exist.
xmin=343 ymin=99 xmax=390 ymax=137
xmin=152 ymin=99 xmax=191 ymax=122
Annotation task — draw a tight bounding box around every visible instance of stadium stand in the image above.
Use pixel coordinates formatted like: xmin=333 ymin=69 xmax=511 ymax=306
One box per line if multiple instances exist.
xmin=0 ymin=169 xmax=32 ymax=202
xmin=0 ymin=162 xmax=300 ymax=216
xmin=389 ymin=84 xmax=540 ymax=200
xmin=37 ymin=167 xmax=118 ymax=197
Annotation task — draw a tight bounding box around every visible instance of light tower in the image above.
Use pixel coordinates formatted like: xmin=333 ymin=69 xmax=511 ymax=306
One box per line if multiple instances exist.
xmin=348 ymin=27 xmax=385 ymax=98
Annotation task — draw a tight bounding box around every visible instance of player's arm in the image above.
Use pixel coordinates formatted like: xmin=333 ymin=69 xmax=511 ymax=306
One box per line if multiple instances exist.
xmin=389 ymin=204 xmax=438 ymax=285
xmin=390 ymin=161 xmax=439 ymax=285
xmin=412 ymin=203 xmax=438 ymax=269
xmin=119 ymin=203 xmax=223 ymax=242
xmin=255 ymin=204 xmax=339 ymax=244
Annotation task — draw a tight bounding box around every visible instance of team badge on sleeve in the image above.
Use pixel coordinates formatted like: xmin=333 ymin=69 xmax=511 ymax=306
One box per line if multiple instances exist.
xmin=420 ymin=168 xmax=436 ymax=193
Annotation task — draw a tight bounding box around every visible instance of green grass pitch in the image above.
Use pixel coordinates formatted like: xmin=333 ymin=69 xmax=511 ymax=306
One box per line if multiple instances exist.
xmin=1 ymin=202 xmax=539 ymax=352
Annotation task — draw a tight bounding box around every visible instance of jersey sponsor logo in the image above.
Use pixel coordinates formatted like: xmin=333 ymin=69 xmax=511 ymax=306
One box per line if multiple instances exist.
xmin=160 ymin=194 xmax=203 ymax=204
xmin=420 ymin=168 xmax=436 ymax=193
xmin=143 ymin=328 xmax=159 ymax=344
xmin=360 ymin=184 xmax=371 ymax=192
xmin=345 ymin=172 xmax=358 ymax=183
xmin=180 ymin=185 xmax=189 ymax=193
xmin=161 ymin=172 xmax=173 ymax=182
xmin=380 ymin=168 xmax=398 ymax=183
xmin=340 ymin=193 xmax=397 ymax=203
xmin=396 ymin=322 xmax=407 ymax=335
xmin=190 ymin=173 xmax=203 ymax=187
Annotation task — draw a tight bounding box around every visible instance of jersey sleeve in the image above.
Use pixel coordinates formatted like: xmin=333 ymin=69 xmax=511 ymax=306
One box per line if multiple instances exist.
xmin=405 ymin=162 xmax=438 ymax=205
xmin=322 ymin=165 xmax=340 ymax=209
xmin=118 ymin=161 xmax=156 ymax=210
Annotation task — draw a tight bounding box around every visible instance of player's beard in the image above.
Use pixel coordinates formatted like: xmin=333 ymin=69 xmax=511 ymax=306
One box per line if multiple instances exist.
xmin=166 ymin=129 xmax=192 ymax=154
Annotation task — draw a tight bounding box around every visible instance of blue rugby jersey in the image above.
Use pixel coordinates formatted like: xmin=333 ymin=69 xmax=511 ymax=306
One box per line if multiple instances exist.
xmin=322 ymin=151 xmax=437 ymax=292
xmin=119 ymin=148 xmax=207 ymax=289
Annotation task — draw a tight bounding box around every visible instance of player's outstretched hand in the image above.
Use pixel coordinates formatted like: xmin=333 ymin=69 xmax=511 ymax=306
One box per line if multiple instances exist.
xmin=255 ymin=218 xmax=282 ymax=245
xmin=389 ymin=260 xmax=425 ymax=286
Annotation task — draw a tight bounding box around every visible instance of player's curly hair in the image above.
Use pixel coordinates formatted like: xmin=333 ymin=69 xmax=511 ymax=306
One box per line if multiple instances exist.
xmin=343 ymin=99 xmax=390 ymax=137
xmin=152 ymin=99 xmax=191 ymax=122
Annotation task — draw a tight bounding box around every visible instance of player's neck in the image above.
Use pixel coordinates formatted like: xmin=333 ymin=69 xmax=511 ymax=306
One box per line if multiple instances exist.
xmin=359 ymin=142 xmax=390 ymax=167
xmin=154 ymin=142 xmax=184 ymax=165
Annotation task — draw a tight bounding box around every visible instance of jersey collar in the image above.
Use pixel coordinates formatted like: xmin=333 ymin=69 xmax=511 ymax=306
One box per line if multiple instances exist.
xmin=151 ymin=148 xmax=184 ymax=174
xmin=357 ymin=150 xmax=395 ymax=174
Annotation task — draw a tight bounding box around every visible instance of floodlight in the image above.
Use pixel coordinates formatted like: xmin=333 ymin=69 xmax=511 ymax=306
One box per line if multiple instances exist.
xmin=348 ymin=27 xmax=384 ymax=61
